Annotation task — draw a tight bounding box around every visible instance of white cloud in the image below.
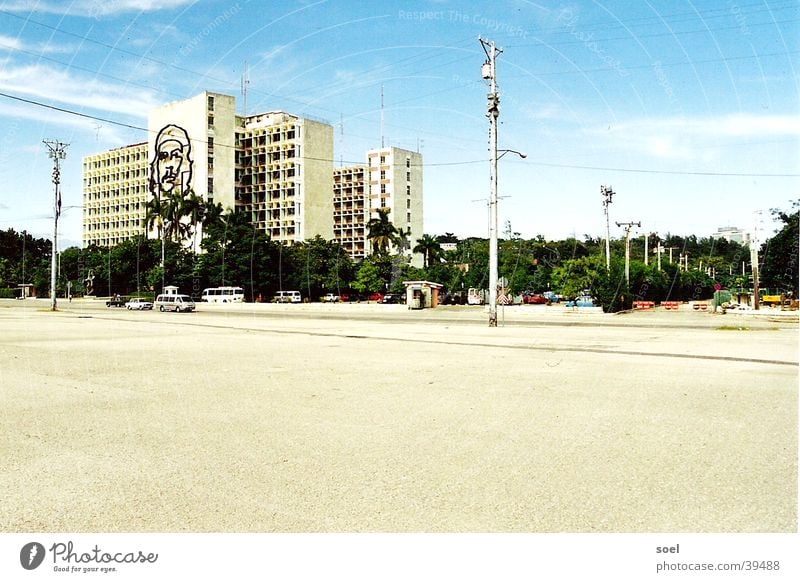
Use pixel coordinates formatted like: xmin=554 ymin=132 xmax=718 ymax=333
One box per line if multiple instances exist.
xmin=0 ymin=35 xmax=22 ymax=51
xmin=0 ymin=0 xmax=195 ymax=17
xmin=606 ymin=114 xmax=800 ymax=139
xmin=593 ymin=114 xmax=800 ymax=161
xmin=0 ymin=63 xmax=159 ymax=116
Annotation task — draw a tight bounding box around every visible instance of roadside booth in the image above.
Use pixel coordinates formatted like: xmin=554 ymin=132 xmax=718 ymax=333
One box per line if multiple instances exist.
xmin=163 ymin=285 xmax=179 ymax=295
xmin=403 ymin=281 xmax=443 ymax=310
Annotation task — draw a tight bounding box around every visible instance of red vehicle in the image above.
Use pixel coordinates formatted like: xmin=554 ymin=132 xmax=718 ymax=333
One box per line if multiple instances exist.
xmin=523 ymin=293 xmax=548 ymax=305
xmin=368 ymin=292 xmax=384 ymax=302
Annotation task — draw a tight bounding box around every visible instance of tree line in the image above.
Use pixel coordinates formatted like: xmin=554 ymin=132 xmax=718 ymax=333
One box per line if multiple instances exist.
xmin=1 ymin=201 xmax=797 ymax=312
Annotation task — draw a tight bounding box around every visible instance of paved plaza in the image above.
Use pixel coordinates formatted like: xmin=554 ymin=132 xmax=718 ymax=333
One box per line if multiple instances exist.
xmin=0 ymin=299 xmax=797 ymax=532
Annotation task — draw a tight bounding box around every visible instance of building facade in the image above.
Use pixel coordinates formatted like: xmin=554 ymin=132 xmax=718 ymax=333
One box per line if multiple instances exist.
xmin=82 ymin=142 xmax=148 ymax=247
xmin=366 ymin=147 xmax=424 ymax=267
xmin=711 ymin=226 xmax=750 ymax=245
xmin=333 ymin=165 xmax=368 ymax=260
xmin=82 ymin=92 xmax=423 ymax=264
xmin=236 ymin=111 xmax=333 ymax=243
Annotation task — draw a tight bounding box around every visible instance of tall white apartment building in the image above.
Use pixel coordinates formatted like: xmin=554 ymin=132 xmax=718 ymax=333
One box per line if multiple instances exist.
xmin=236 ymin=111 xmax=333 ymax=243
xmin=82 ymin=142 xmax=148 ymax=247
xmin=333 ymin=165 xmax=368 ymax=260
xmin=366 ymin=147 xmax=424 ymax=267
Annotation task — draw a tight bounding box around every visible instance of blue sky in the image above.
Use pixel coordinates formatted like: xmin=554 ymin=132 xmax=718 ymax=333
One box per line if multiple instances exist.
xmin=0 ymin=0 xmax=797 ymax=249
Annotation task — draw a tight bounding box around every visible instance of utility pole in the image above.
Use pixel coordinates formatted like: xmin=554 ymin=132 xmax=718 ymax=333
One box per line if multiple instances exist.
xmin=656 ymin=243 xmax=664 ymax=270
xmin=616 ymin=221 xmax=640 ymax=285
xmin=481 ymin=36 xmax=501 ymax=328
xmin=751 ymin=211 xmax=761 ymax=310
xmin=644 ymin=232 xmax=656 ymax=266
xmin=601 ymin=185 xmax=614 ymax=271
xmin=44 ymin=140 xmax=68 ymax=311
xmin=667 ymin=246 xmax=677 ymax=264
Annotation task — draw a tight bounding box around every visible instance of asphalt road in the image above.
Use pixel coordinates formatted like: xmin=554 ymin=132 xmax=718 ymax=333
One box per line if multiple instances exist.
xmin=1 ymin=299 xmax=797 ymax=532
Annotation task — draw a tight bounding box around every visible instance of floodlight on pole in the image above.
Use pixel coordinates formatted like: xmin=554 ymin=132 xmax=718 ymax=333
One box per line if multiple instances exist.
xmin=480 ymin=37 xmax=526 ymax=327
xmin=44 ymin=139 xmax=68 ymax=312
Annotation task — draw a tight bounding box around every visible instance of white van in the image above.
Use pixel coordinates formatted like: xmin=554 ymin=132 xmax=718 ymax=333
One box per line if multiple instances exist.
xmin=154 ymin=293 xmax=196 ymax=312
xmin=273 ymin=290 xmax=302 ymax=303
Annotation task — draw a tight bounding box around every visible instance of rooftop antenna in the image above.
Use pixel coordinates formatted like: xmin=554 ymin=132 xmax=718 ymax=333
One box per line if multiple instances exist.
xmin=339 ymin=113 xmax=344 ymax=166
xmin=241 ymin=61 xmax=250 ymax=117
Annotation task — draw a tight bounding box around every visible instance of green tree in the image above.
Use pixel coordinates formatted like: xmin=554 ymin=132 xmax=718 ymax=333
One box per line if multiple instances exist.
xmin=366 ymin=208 xmax=398 ymax=255
xmin=760 ymin=203 xmax=799 ymax=294
xmin=413 ymin=234 xmax=442 ymax=269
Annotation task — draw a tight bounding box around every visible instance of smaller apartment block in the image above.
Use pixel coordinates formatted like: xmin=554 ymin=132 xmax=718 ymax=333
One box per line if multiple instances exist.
xmin=82 ymin=142 xmax=149 ymax=247
xmin=236 ymin=111 xmax=334 ymax=243
xmin=333 ymin=165 xmax=368 ymax=260
xmin=367 ymin=147 xmax=424 ymax=267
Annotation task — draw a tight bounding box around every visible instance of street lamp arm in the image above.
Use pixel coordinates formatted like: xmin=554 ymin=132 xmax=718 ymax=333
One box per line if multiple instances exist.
xmin=497 ymin=149 xmax=527 ymax=160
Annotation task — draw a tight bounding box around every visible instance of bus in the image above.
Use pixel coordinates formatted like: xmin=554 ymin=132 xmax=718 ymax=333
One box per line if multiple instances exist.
xmin=200 ymin=286 xmax=245 ymax=303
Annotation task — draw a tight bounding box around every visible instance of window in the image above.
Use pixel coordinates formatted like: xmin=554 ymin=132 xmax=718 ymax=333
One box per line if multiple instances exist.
xmin=406 ymin=158 xmax=410 ymax=168
xmin=208 ymin=115 xmax=214 ymax=126
xmin=380 ymin=170 xmax=386 ymax=180
xmin=207 ymin=95 xmax=214 ymax=111
xmin=208 ymin=177 xmax=214 ymax=194
xmin=406 ymin=199 xmax=410 ymax=209
xmin=380 ymin=184 xmax=386 ymax=194
xmin=406 ymin=185 xmax=411 ymax=196
xmin=406 ymin=172 xmax=411 ymax=181
xmin=407 ymin=213 xmax=411 ymax=223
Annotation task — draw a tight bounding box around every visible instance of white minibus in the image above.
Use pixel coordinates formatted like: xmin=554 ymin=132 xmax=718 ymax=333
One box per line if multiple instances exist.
xmin=273 ymin=290 xmax=302 ymax=303
xmin=201 ymin=286 xmax=245 ymax=303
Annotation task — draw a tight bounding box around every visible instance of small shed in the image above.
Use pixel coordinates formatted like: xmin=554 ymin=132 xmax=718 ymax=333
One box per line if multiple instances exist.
xmin=403 ymin=280 xmax=444 ymax=309
xmin=163 ymin=285 xmax=179 ymax=295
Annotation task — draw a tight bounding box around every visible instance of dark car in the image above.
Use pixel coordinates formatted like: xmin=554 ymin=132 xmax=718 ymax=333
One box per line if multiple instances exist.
xmin=106 ymin=295 xmax=127 ymax=307
xmin=381 ymin=293 xmax=404 ymax=304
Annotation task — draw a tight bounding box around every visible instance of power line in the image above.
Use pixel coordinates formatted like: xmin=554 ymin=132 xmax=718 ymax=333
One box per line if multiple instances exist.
xmin=1 ymin=90 xmax=797 ymax=178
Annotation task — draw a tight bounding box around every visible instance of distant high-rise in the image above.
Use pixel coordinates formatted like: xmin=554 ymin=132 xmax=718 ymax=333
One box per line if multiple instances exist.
xmin=366 ymin=146 xmax=424 ymax=267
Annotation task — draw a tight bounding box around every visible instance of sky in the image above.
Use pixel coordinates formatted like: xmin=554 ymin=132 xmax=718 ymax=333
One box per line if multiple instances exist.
xmin=0 ymin=0 xmax=798 ymax=249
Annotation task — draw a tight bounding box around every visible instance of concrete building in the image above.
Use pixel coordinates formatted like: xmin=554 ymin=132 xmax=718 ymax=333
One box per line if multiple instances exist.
xmin=83 ymin=92 xmax=334 ymax=248
xmin=236 ymin=111 xmax=333 ymax=243
xmin=333 ymin=165 xmax=369 ymax=260
xmin=711 ymin=226 xmax=750 ymax=245
xmin=366 ymin=146 xmax=424 ymax=267
xmin=82 ymin=142 xmax=148 ymax=247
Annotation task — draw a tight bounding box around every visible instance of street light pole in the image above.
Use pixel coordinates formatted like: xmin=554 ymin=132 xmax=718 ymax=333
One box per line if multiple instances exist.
xmin=601 ymin=185 xmax=614 ymax=271
xmin=481 ymin=37 xmax=501 ymax=327
xmin=480 ymin=38 xmax=527 ymax=327
xmin=44 ymin=140 xmax=68 ymax=312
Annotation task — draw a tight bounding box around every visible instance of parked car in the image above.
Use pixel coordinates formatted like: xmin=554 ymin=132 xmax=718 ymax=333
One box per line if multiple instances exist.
xmin=368 ymin=292 xmax=384 ymax=302
xmin=381 ymin=293 xmax=404 ymax=304
xmin=125 ymin=297 xmax=153 ymax=310
xmin=320 ymin=293 xmax=339 ymax=303
xmin=106 ymin=294 xmax=127 ymax=308
xmin=273 ymin=291 xmax=302 ymax=303
xmin=565 ymin=295 xmax=596 ymax=308
xmin=154 ymin=293 xmax=196 ymax=312
xmin=523 ymin=293 xmax=548 ymax=305
xmin=339 ymin=293 xmax=351 ymax=302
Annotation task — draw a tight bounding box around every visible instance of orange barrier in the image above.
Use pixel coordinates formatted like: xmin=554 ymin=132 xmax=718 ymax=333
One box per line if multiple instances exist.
xmin=632 ymin=301 xmax=655 ymax=310
xmin=661 ymin=301 xmax=680 ymax=311
xmin=693 ymin=302 xmax=709 ymax=311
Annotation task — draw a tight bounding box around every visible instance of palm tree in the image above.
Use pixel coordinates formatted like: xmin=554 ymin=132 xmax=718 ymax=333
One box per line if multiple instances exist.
xmin=366 ymin=208 xmax=398 ymax=255
xmin=162 ymin=191 xmax=191 ymax=243
xmin=413 ymin=234 xmax=443 ymax=269
xmin=144 ymin=195 xmax=166 ymax=291
xmin=181 ymin=191 xmax=205 ymax=253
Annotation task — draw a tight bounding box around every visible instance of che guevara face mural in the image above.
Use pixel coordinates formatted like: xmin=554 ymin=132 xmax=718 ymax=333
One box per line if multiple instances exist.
xmin=150 ymin=124 xmax=193 ymax=196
